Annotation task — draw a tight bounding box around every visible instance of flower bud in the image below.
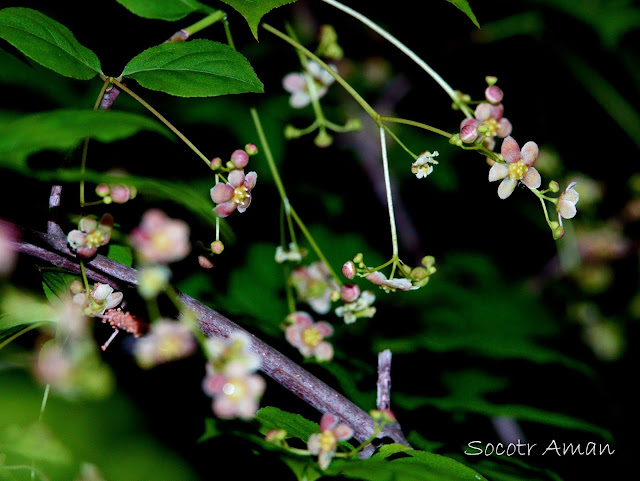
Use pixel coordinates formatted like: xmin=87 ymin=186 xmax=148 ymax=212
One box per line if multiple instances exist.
xmin=265 ymin=429 xmax=287 ymax=444
xmin=245 ymin=143 xmax=258 ymax=156
xmin=410 ymin=266 xmax=429 ymax=281
xmin=553 ymin=225 xmax=565 ymax=240
xmin=95 ymin=184 xmax=110 ymax=197
xmin=342 ymin=261 xmax=356 ymax=279
xmin=110 ymin=184 xmax=131 ymax=204
xmin=340 ymin=283 xmax=360 ymax=302
xmin=485 ymin=76 xmax=498 ymax=86
xmin=460 ymin=124 xmax=478 ymax=143
xmin=421 ymin=256 xmax=435 ymax=268
xmin=485 ymin=85 xmax=503 ymax=104
xmin=314 ymin=130 xmax=333 ymax=148
xmin=449 ymin=134 xmax=463 ymax=146
xmin=284 ymin=124 xmax=302 ymax=139
xmin=330 ymin=289 xmax=341 ymax=302
xmin=399 ymin=264 xmax=412 ymax=277
xmin=549 ymin=180 xmax=560 ymax=193
xmin=210 ymin=157 xmax=222 ymax=170
xmin=70 ymin=279 xmax=85 ymax=294
xmin=231 ymin=149 xmax=249 ymax=169
xmin=353 ymin=253 xmax=363 ymax=264
xmin=211 ymin=240 xmax=224 ymax=254
xmin=344 ymin=118 xmax=362 ymax=132
xmin=198 ymin=255 xmax=214 ymax=269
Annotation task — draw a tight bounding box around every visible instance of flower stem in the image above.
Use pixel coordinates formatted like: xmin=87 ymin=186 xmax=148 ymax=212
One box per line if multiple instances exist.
xmin=379 ymin=127 xmax=399 ymax=261
xmin=184 ymin=10 xmax=225 ymax=36
xmin=381 ymin=124 xmax=418 ymax=159
xmin=110 ymin=78 xmax=211 ymax=168
xmin=380 ymin=116 xmax=452 ymax=139
xmin=320 ymin=0 xmax=473 ymax=118
xmin=223 ymin=17 xmax=236 ymax=49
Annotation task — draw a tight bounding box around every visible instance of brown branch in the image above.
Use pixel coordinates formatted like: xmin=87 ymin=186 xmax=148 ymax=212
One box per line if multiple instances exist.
xmin=376 ymin=349 xmax=392 ymax=411
xmin=10 ymin=225 xmax=409 ymax=447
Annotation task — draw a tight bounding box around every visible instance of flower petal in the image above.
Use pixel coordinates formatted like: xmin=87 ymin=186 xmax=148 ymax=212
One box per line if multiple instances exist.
xmin=290 ymin=91 xmax=310 ymax=109
xmin=214 ymin=202 xmax=237 ymax=218
xmin=210 ymin=183 xmax=234 ymax=204
xmin=314 ymin=321 xmax=334 ymax=337
xmin=474 ymin=103 xmax=492 ymax=121
xmin=500 ymin=136 xmax=521 ymax=164
xmin=237 ymin=194 xmax=252 ymax=214
xmin=307 ymin=433 xmax=322 ymax=454
xmin=521 ymin=141 xmax=539 ymax=166
xmin=79 ymin=217 xmax=97 ymax=233
xmin=67 ymin=230 xmax=86 ymax=248
xmin=93 ymin=283 xmax=113 ymax=301
xmin=320 ymin=413 xmax=338 ymax=432
xmin=498 ymin=178 xmax=518 ymax=199
xmin=282 ymin=73 xmax=306 ymax=93
xmin=558 ymin=200 xmax=577 ymax=219
xmin=333 ymin=424 xmax=354 ymax=441
xmin=228 ymin=169 xmax=245 ymax=188
xmin=522 ymin=167 xmax=541 ymax=189
xmin=488 ymin=163 xmax=509 ymax=182
xmin=244 ymin=171 xmax=258 ymax=191
xmin=496 ymin=118 xmax=512 ymax=138
xmin=314 ymin=341 xmax=334 ymax=361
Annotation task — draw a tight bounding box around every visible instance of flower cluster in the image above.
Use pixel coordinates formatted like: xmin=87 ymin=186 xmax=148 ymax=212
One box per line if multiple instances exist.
xmin=459 ymin=80 xmax=511 ymax=151
xmin=283 ymin=60 xmax=337 ymax=109
xmin=209 ymin=147 xmax=259 ymax=220
xmin=71 ymin=281 xmax=123 ymax=317
xmin=307 ymin=413 xmax=353 ymax=470
xmin=335 ymin=288 xmax=376 ymax=324
xmin=290 ymin=262 xmax=340 ymax=314
xmin=411 ymin=150 xmax=439 ymax=179
xmin=134 ymin=319 xmax=196 ymax=369
xmin=343 ymin=254 xmax=436 ymax=294
xmin=283 ymin=311 xmax=334 ymax=362
xmin=67 ymin=214 xmax=114 ymax=258
xmin=129 ymin=209 xmax=191 ymax=264
xmin=95 ymin=181 xmax=137 ymax=205
xmin=202 ymin=332 xmax=266 ymax=420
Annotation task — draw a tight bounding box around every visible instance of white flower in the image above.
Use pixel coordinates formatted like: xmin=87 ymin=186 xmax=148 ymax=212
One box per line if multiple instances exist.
xmin=335 ymin=290 xmax=376 ymax=324
xmin=557 ymin=181 xmax=579 ymax=225
xmin=282 ymin=61 xmax=337 ymax=109
xmin=411 ymin=151 xmax=439 ymax=179
xmin=275 ymin=242 xmax=303 ymax=263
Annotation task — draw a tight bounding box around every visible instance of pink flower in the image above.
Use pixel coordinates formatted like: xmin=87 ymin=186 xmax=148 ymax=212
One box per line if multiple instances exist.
xmin=307 ymin=413 xmax=354 ymax=470
xmin=0 ymin=219 xmax=19 ymax=277
xmin=283 ymin=61 xmax=337 ymax=109
xmin=290 ymin=262 xmax=339 ymax=314
xmin=557 ymin=181 xmax=579 ymax=225
xmin=134 ymin=319 xmax=196 ymax=369
xmin=366 ymin=271 xmax=419 ymax=292
xmin=72 ymin=282 xmax=123 ymax=317
xmin=460 ymin=103 xmax=512 ymax=150
xmin=488 ymin=136 xmax=542 ymax=199
xmin=129 ymin=209 xmax=190 ymax=263
xmin=67 ymin=214 xmax=114 ymax=258
xmin=210 ymin=169 xmax=258 ymax=218
xmin=205 ymin=332 xmax=261 ymax=377
xmin=284 ymin=312 xmax=334 ymax=362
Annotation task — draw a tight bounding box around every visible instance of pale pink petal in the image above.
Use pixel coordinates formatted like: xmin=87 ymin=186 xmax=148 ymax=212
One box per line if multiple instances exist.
xmin=214 ymin=202 xmax=237 ymax=218
xmin=314 ymin=341 xmax=334 ymax=362
xmin=563 ymin=182 xmax=579 ymax=204
xmin=93 ymin=283 xmax=113 ymax=301
xmin=244 ymin=171 xmax=258 ymax=191
xmin=558 ymin=200 xmax=577 ymax=219
xmin=67 ymin=230 xmax=86 ymax=248
xmin=485 ymin=85 xmax=503 ymax=104
xmin=460 ymin=117 xmax=478 ymax=130
xmin=236 ymin=399 xmax=259 ymax=420
xmin=79 ymin=217 xmax=97 ymax=233
xmin=309 ymin=296 xmax=330 ymax=315
xmin=522 ymin=167 xmax=541 ymax=189
xmin=210 ymin=183 xmax=233 ymax=203
xmin=320 ymin=413 xmax=338 ymax=432
xmin=285 ymin=325 xmax=303 ymax=348
xmin=76 ymin=246 xmax=98 ymax=258
xmin=307 ymin=434 xmax=322 ymax=454
xmin=474 ymin=103 xmax=492 ymax=121
xmin=105 ymin=291 xmax=123 ymax=309
xmin=314 ymin=321 xmax=333 ymax=337
xmin=290 ymin=91 xmax=311 ymax=109
xmin=245 ymin=374 xmax=266 ymax=396
xmin=213 ymin=396 xmax=237 ymax=419
xmin=333 ymin=424 xmax=353 ymax=441
xmin=318 ymin=450 xmax=334 ymax=470
xmin=282 ymin=73 xmax=306 ymax=93
xmin=366 ymin=271 xmax=387 ymax=286
xmin=228 ymin=169 xmax=245 ymax=188
xmin=520 ymin=141 xmax=539 ymax=166
xmin=110 ymin=185 xmax=131 ymax=203
xmin=498 ymin=178 xmax=518 ymax=199
xmin=496 ymin=118 xmax=512 ymax=138
xmin=501 ymin=136 xmax=521 ymax=164
xmin=488 ymin=163 xmax=509 ymax=182
xmin=292 ymin=312 xmax=314 ymax=328
xmin=202 ymin=374 xmax=227 ymax=396
xmin=489 ymin=103 xmax=504 ymax=120
xmin=483 ymin=137 xmax=496 ymax=151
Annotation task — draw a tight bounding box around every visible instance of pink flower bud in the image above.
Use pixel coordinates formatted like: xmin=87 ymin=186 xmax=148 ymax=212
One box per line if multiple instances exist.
xmin=460 ymin=124 xmax=478 ymax=143
xmin=342 ymin=261 xmax=356 ymax=279
xmin=198 ymin=255 xmax=214 ymax=269
xmin=340 ymin=283 xmax=360 ymax=302
xmin=245 ymin=144 xmax=258 ymax=156
xmin=231 ymin=149 xmax=249 ymax=169
xmin=485 ymin=85 xmax=504 ymax=104
xmin=210 ymin=157 xmax=222 ymax=170
xmin=211 ymin=240 xmax=224 ymax=254
xmin=110 ymin=185 xmax=131 ymax=204
xmin=95 ymin=184 xmax=110 ymax=197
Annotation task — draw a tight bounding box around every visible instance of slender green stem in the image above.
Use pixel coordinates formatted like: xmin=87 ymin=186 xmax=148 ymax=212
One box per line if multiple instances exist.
xmin=379 ymin=127 xmax=399 ymax=260
xmin=263 ymin=24 xmax=380 ymax=124
xmin=184 ymin=10 xmax=225 ymax=36
xmin=381 ymin=124 xmax=417 ymax=159
xmin=320 ymin=0 xmax=473 ymax=118
xmin=80 ymin=78 xmax=110 ymax=206
xmin=380 ymin=116 xmax=452 ymax=138
xmin=0 ymin=322 xmax=44 ymax=350
xmin=38 ymin=384 xmax=50 ymax=422
xmin=110 ymin=78 xmax=211 ymax=167
xmin=223 ymin=16 xmax=236 ymax=49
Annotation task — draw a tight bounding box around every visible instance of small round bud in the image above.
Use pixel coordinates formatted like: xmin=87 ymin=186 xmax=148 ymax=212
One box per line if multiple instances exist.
xmin=314 ymin=130 xmax=333 ymax=148
xmin=95 ymin=184 xmax=110 ymax=197
xmin=485 ymin=76 xmax=498 ymax=86
xmin=284 ymin=124 xmax=302 ymax=139
xmin=399 ymin=264 xmax=412 ymax=277
xmin=449 ymin=134 xmax=463 ymax=146
xmin=421 ymin=256 xmax=436 ymax=268
xmin=549 ymin=180 xmax=560 ymax=193
xmin=460 ymin=124 xmax=479 ymax=143
xmin=245 ymin=143 xmax=258 ymax=156
xmin=340 ymin=283 xmax=360 ymax=303
xmin=342 ymin=261 xmax=356 ymax=280
xmin=265 ymin=429 xmax=287 ymax=444
xmin=198 ymin=255 xmax=214 ymax=269
xmin=103 ymin=196 xmax=113 ymax=205
xmin=231 ymin=149 xmax=249 ymax=168
xmin=410 ymin=266 xmax=429 ymax=281
xmin=110 ymin=184 xmax=131 ymax=204
xmin=210 ymin=157 xmax=222 ymax=170
xmin=484 ymin=85 xmax=503 ymax=104
xmin=344 ymin=118 xmax=363 ymax=132
xmin=330 ymin=289 xmax=341 ymax=302
xmin=70 ymin=280 xmax=85 ymax=294
xmin=552 ymin=225 xmax=565 ymax=240
xmin=211 ymin=240 xmax=224 ymax=254
xmin=353 ymin=253 xmax=363 ymax=264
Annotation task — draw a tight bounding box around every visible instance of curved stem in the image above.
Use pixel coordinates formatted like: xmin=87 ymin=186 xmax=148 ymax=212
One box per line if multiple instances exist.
xmin=320 ymin=0 xmax=473 ymax=118
xmin=110 ymin=78 xmax=211 ymax=168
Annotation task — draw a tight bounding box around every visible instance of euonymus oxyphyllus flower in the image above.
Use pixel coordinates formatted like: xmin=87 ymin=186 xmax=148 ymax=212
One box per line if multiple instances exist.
xmin=557 ymin=181 xmax=579 ymax=225
xmin=67 ymin=214 xmax=113 ymax=258
xmin=205 ymin=332 xmax=261 ymax=377
xmin=489 ymin=136 xmax=542 ymax=199
xmin=283 ymin=60 xmax=337 ymax=109
xmin=411 ymin=151 xmax=439 ymax=179
xmin=210 ymin=169 xmax=258 ymax=218
xmin=291 ymin=262 xmax=340 ymax=314
xmin=137 ymin=265 xmax=172 ymax=299
xmin=307 ymin=413 xmax=354 ymax=470
xmin=460 ymin=103 xmax=512 ymax=150
xmin=283 ymin=311 xmax=334 ymax=362
xmin=129 ymin=209 xmax=190 ymax=263
xmin=134 ymin=319 xmax=196 ymax=369
xmin=335 ymin=290 xmax=376 ymax=324
xmin=72 ymin=282 xmax=123 ymax=317
xmin=366 ymin=271 xmax=419 ymax=292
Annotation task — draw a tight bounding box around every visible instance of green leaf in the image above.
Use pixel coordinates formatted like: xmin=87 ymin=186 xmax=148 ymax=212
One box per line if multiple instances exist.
xmin=107 ymin=244 xmax=133 ymax=268
xmin=0 ymin=288 xmax=54 ymax=330
xmin=198 ymin=418 xmax=222 ymax=442
xmin=282 ymin=457 xmax=323 ymax=481
xmin=445 ymin=0 xmax=480 ymax=28
xmin=115 ymin=0 xmax=211 ymax=21
xmin=255 ymin=407 xmax=319 ymax=442
xmin=0 ymin=7 xmax=102 ymax=79
xmin=121 ymin=39 xmax=264 ymax=97
xmin=0 ymin=423 xmax=73 ymax=465
xmin=40 ymin=267 xmax=80 ymax=305
xmin=219 ymin=0 xmax=298 ymax=39
xmin=0 ymin=109 xmax=169 ymax=170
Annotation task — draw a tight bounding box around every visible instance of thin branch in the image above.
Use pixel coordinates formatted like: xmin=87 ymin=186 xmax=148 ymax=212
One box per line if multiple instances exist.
xmin=9 ymin=225 xmax=409 ymax=446
xmin=376 ymin=349 xmax=392 ymax=411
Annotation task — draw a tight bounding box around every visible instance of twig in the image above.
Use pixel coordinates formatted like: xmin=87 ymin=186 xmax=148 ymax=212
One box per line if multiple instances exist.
xmin=376 ymin=349 xmax=392 ymax=411
xmin=9 ymin=224 xmax=410 ymax=446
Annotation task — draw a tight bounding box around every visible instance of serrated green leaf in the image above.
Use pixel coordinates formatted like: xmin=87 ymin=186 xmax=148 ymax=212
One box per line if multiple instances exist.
xmin=445 ymin=0 xmax=480 ymax=28
xmin=107 ymin=244 xmax=133 ymax=268
xmin=0 ymin=7 xmax=102 ymax=79
xmin=115 ymin=0 xmax=211 ymax=21
xmin=220 ymin=0 xmax=298 ymax=39
xmin=40 ymin=267 xmax=80 ymax=305
xmin=121 ymin=39 xmax=263 ymax=97
xmin=255 ymin=407 xmax=319 ymax=442
xmin=0 ymin=109 xmax=169 ymax=170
